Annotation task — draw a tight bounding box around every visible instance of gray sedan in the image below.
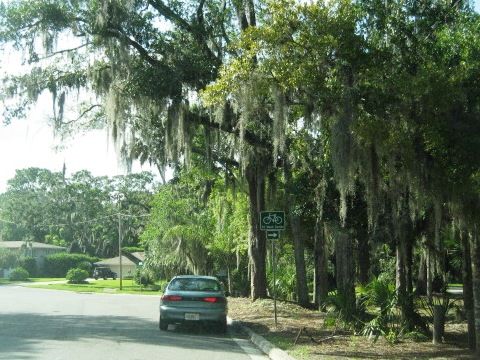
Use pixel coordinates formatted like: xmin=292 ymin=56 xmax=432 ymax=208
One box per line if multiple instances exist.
xmin=159 ymin=275 xmax=228 ymax=333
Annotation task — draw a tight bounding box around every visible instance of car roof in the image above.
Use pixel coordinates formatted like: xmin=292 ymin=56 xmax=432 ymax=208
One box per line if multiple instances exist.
xmin=171 ymin=275 xmax=218 ymax=281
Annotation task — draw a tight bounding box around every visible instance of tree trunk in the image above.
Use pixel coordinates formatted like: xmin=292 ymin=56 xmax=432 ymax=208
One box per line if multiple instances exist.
xmin=314 ymin=216 xmax=329 ymax=310
xmin=289 ymin=213 xmax=310 ymax=307
xmin=284 ymin=160 xmax=309 ymax=308
xmin=396 ymin=241 xmax=406 ymax=299
xmin=405 ymin=234 xmax=413 ymax=295
xmin=335 ymin=227 xmax=355 ymax=303
xmin=432 ymin=305 xmax=445 ymax=344
xmin=357 ymin=227 xmax=370 ymax=285
xmin=460 ymin=231 xmax=475 ymax=350
xmin=426 ymin=247 xmax=433 ymax=304
xmin=395 ymin=217 xmax=416 ymax=329
xmin=470 ymin=230 xmax=480 ymax=356
xmin=415 ymin=247 xmax=427 ymax=296
xmin=246 ymin=161 xmax=267 ymax=300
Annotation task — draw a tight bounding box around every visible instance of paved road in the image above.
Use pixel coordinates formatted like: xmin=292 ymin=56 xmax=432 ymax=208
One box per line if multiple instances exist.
xmin=0 ymin=285 xmax=268 ymax=360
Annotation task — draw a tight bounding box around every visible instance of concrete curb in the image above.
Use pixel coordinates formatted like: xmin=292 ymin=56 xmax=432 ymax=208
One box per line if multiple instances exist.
xmin=229 ymin=319 xmax=297 ymax=360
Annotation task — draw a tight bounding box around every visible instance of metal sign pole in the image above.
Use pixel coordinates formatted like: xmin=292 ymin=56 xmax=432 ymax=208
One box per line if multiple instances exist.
xmin=260 ymin=211 xmax=284 ymax=328
xmin=272 ymin=238 xmax=278 ymax=328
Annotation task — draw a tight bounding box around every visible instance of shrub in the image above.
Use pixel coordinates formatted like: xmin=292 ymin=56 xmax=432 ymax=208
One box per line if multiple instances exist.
xmin=77 ymin=261 xmax=93 ymax=273
xmin=9 ymin=267 xmax=29 ymax=281
xmin=133 ymin=268 xmax=155 ymax=287
xmin=16 ymin=257 xmax=37 ymax=277
xmin=66 ymin=268 xmax=89 ymax=284
xmin=43 ymin=253 xmax=100 ymax=277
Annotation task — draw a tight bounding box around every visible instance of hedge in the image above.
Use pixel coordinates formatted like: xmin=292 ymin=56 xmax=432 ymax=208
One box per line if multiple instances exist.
xmin=43 ymin=253 xmax=101 ymax=277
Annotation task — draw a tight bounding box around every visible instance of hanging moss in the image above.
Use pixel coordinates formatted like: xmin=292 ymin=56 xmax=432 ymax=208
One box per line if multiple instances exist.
xmin=272 ymin=84 xmax=286 ymax=162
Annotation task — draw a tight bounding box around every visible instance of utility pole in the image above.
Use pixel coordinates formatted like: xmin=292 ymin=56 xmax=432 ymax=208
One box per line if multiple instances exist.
xmin=118 ymin=213 xmax=123 ymax=290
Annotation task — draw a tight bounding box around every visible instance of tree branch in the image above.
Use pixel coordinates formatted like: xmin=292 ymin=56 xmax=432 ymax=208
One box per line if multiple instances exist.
xmin=188 ymin=112 xmax=272 ymax=151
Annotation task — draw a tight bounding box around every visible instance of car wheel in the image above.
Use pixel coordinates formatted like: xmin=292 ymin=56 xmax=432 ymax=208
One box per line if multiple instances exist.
xmin=94 ymin=276 xmax=98 ymax=280
xmin=103 ymin=276 xmax=107 ymax=280
xmin=113 ymin=276 xmax=116 ymax=280
xmin=159 ymin=317 xmax=168 ymax=331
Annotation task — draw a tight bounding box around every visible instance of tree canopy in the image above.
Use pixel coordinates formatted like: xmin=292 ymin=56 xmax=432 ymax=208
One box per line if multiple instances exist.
xmin=2 ymin=0 xmax=480 ymax=354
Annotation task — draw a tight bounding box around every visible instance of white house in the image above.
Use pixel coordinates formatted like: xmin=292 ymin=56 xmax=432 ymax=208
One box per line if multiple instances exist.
xmin=0 ymin=241 xmax=66 ymax=277
xmin=94 ymin=255 xmax=138 ymax=278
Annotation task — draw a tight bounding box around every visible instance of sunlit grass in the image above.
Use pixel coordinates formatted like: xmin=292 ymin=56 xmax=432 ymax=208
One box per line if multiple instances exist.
xmin=0 ymin=277 xmax=65 ymax=284
xmin=28 ymin=278 xmax=66 ymax=282
xmin=26 ymin=278 xmax=162 ymax=295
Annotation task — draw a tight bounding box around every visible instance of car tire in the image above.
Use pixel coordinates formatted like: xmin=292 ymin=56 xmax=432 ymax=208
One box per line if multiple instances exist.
xmin=103 ymin=277 xmax=107 ymax=280
xmin=159 ymin=317 xmax=168 ymax=331
xmin=113 ymin=276 xmax=116 ymax=280
xmin=93 ymin=276 xmax=98 ymax=280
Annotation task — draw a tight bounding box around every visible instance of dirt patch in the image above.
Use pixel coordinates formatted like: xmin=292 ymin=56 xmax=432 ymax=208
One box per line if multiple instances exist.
xmin=227 ymin=297 xmax=475 ymax=360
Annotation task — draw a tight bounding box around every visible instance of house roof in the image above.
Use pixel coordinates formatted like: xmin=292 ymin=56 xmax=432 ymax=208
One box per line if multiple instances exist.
xmin=94 ymin=255 xmax=137 ymax=266
xmin=0 ymin=241 xmax=66 ymax=250
xmin=130 ymin=252 xmax=145 ymax=262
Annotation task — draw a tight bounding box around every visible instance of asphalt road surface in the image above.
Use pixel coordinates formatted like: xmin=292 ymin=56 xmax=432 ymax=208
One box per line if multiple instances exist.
xmin=0 ymin=284 xmax=268 ymax=360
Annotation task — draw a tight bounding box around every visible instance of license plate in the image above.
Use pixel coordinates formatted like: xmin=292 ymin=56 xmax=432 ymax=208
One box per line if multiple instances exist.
xmin=185 ymin=313 xmax=200 ymax=321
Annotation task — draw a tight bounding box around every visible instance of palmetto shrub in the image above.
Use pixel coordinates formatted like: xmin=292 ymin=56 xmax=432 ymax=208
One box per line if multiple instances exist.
xmin=324 ymin=289 xmax=361 ymax=331
xmin=360 ymin=277 xmax=402 ymax=343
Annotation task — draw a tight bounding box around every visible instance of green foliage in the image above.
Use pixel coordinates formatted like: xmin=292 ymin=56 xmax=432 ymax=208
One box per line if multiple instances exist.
xmin=15 ymin=257 xmax=37 ymax=277
xmin=364 ymin=277 xmax=397 ymax=317
xmin=0 ymin=169 xmax=154 ymax=258
xmin=324 ymin=290 xmax=360 ymax=331
xmin=66 ymin=268 xmax=89 ymax=283
xmin=143 ymin=169 xmax=223 ymax=277
xmin=76 ymin=260 xmax=93 ymax=273
xmin=43 ymin=253 xmax=100 ymax=278
xmin=267 ymin=243 xmax=298 ymax=301
xmin=0 ymin=247 xmax=17 ymax=269
xmin=133 ymin=268 xmax=155 ymax=287
xmin=360 ymin=277 xmax=403 ymax=343
xmin=8 ymin=267 xmax=29 ymax=281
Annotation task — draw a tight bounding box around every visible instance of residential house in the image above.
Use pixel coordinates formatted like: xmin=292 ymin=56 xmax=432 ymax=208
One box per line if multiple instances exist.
xmin=0 ymin=241 xmax=66 ymax=277
xmin=94 ymin=252 xmax=144 ymax=278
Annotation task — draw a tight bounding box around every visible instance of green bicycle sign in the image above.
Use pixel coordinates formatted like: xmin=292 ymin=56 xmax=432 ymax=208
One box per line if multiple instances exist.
xmin=260 ymin=211 xmax=285 ymax=231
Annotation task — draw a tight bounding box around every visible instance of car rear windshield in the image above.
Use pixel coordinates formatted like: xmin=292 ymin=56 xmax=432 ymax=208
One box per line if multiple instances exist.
xmin=168 ymin=278 xmax=220 ymax=292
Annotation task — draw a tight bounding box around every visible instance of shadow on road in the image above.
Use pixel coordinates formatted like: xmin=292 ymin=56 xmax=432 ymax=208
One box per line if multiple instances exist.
xmin=0 ymin=312 xmax=237 ymax=357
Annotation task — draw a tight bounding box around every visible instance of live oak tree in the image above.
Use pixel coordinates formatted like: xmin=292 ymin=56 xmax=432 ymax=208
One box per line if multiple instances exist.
xmin=0 ymin=0 xmax=275 ymax=300
xmin=206 ymin=0 xmax=480 ymax=350
xmin=3 ymin=0 xmax=480 ymax=353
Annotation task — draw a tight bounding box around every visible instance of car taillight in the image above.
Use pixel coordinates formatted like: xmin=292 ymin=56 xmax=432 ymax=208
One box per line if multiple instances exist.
xmin=203 ymin=297 xmax=226 ymax=303
xmin=161 ymin=295 xmax=182 ymax=301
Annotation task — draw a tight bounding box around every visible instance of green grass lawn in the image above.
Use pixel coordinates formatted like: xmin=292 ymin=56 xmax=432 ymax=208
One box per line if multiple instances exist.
xmin=0 ymin=277 xmax=65 ymax=284
xmin=27 ymin=278 xmax=162 ymax=295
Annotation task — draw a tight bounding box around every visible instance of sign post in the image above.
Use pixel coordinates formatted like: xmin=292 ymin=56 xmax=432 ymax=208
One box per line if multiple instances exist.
xmin=260 ymin=211 xmax=285 ymax=327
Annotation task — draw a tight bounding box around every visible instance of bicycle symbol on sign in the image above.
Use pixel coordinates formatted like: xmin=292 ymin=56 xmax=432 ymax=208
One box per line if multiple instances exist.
xmin=262 ymin=213 xmax=283 ymax=225
xmin=260 ymin=211 xmax=285 ymax=230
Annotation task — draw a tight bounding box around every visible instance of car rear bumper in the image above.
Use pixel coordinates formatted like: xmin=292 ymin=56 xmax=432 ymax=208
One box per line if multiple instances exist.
xmin=160 ymin=305 xmax=227 ymax=323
